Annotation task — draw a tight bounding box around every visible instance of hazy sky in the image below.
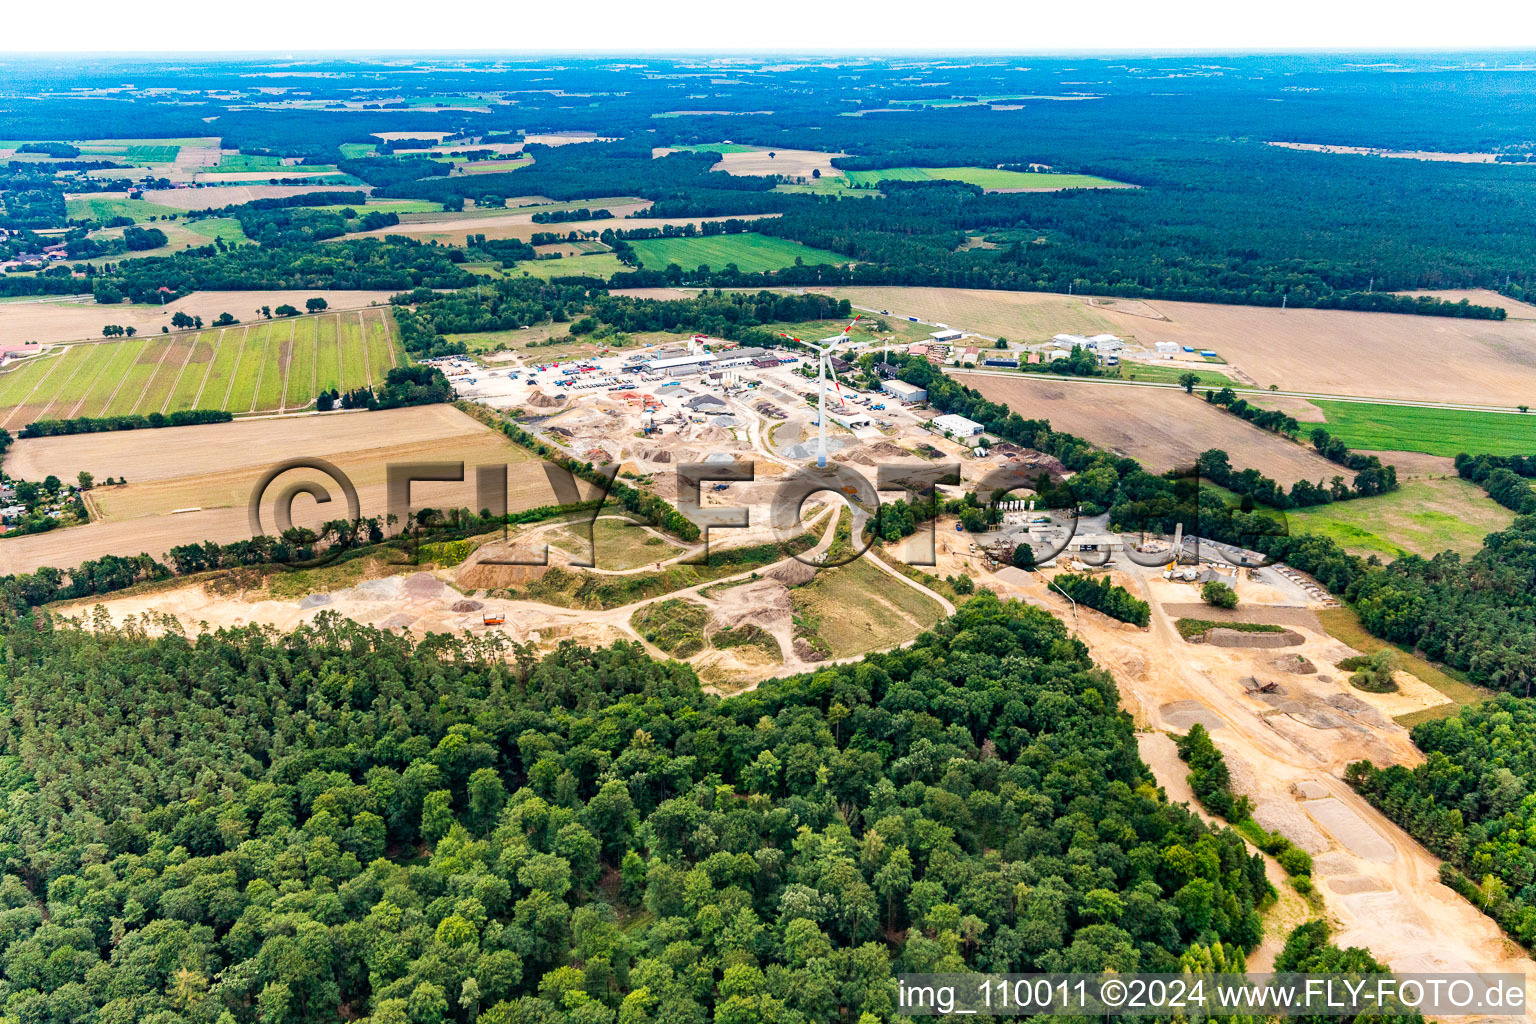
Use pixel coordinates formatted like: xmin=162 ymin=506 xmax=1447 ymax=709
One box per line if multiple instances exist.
xmin=6 ymin=0 xmax=1536 ymax=54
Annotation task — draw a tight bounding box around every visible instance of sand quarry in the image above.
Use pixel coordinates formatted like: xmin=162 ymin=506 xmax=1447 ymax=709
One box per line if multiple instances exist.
xmin=32 ymin=388 xmax=1534 ymax=989
xmin=970 ymin=559 xmax=1533 ymax=988
xmin=50 ymin=499 xmax=907 ymax=686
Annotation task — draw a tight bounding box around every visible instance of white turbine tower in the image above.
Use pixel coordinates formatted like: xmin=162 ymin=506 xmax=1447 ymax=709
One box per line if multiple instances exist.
xmin=780 ymin=315 xmax=861 ymax=468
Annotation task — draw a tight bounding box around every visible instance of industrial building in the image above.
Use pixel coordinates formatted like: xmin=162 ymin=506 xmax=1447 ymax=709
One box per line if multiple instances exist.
xmin=642 ymin=353 xmax=716 ymax=376
xmin=883 ymin=379 xmax=926 ymax=403
xmin=829 ymin=410 xmax=872 ymax=429
xmin=1052 ymin=332 xmax=1123 ymax=353
xmin=931 ymin=413 xmax=984 ymax=437
xmin=712 ymin=347 xmax=769 ymax=369
xmin=930 ymin=329 xmax=964 ymax=343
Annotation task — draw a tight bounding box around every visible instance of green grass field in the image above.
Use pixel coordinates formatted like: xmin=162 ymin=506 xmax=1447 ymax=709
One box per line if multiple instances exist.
xmin=626 ymin=233 xmax=847 ymax=274
xmin=135 ymin=340 xmax=191 ymax=415
xmin=841 ymin=166 xmax=1129 ymax=190
xmin=1298 ymin=401 xmax=1536 ymax=457
xmin=773 ymin=180 xmax=881 ymax=198
xmin=307 ymin=200 xmax=443 ymax=216
xmin=364 ymin=314 xmax=398 ymax=379
xmin=207 ymin=154 xmax=283 ymax=173
xmin=102 ymin=340 xmax=162 ymax=416
xmin=80 ymin=341 xmax=143 ymax=418
xmin=255 ymin=321 xmax=294 ymax=411
xmin=65 ymin=196 xmax=185 ymax=222
xmin=0 ymin=309 xmax=399 ymax=427
xmin=339 ymin=315 xmax=367 ymax=390
xmin=125 ymin=145 xmax=180 ymax=164
xmin=285 ymin=318 xmax=318 ymax=410
xmin=74 ymin=144 xmax=181 ymax=163
xmin=34 ymin=345 xmax=99 ymax=418
xmin=226 ymin=322 xmax=272 ymax=413
xmin=1287 ymin=476 xmax=1516 ymax=560
xmin=315 ymin=315 xmax=342 ymax=395
xmin=180 ymin=218 xmax=249 ymax=244
xmin=509 ymin=253 xmax=628 ymax=280
xmin=168 ymin=334 xmax=218 ymax=410
xmin=1112 ymin=362 xmax=1244 ymax=388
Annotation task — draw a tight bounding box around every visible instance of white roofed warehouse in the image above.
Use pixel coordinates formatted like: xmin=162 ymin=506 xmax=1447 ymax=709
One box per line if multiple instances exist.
xmin=931 ymin=413 xmax=984 ymax=437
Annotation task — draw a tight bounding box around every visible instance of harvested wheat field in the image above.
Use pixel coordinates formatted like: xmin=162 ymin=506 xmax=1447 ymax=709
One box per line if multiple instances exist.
xmin=709 ymin=147 xmax=846 ymax=179
xmin=0 ymin=290 xmax=396 ymax=346
xmin=813 ymin=286 xmax=1118 ymax=342
xmin=359 ymin=212 xmax=771 ymax=245
xmin=0 ymin=405 xmax=588 ymax=575
xmin=808 ymin=285 xmax=1536 ymax=405
xmin=1394 ymin=288 xmax=1536 ymax=320
xmin=1086 ymin=298 xmax=1536 ymax=406
xmin=957 ymin=373 xmax=1343 ymax=481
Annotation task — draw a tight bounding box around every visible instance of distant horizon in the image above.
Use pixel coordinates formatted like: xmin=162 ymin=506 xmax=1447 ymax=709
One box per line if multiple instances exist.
xmin=6 ymin=0 xmax=1536 ymax=56
xmin=3 ymin=47 xmax=1536 ymax=59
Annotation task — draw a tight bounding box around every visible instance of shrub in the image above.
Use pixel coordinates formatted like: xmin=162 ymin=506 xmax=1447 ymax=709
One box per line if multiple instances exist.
xmin=1201 ymin=580 xmax=1238 ymax=608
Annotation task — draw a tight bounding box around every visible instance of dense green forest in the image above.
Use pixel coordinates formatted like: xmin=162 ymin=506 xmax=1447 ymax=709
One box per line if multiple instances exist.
xmin=3 ymin=54 xmax=1535 ymax=308
xmin=1348 ymin=695 xmax=1536 ymax=949
xmin=0 ymin=594 xmax=1278 ymax=1023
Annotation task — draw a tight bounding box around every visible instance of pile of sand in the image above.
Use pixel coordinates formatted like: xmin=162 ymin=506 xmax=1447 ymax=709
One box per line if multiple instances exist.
xmin=527 ymin=391 xmax=566 ymax=408
xmin=867 ymin=440 xmax=914 ymax=460
xmin=764 ymin=559 xmax=817 ymax=587
xmin=455 ymin=544 xmax=552 ymax=590
xmin=451 ymin=599 xmax=484 ymax=612
xmin=1275 ymin=653 xmax=1317 ymax=674
xmin=1207 ymin=627 xmax=1304 ymax=648
xmin=403 ymin=572 xmax=447 ymax=599
xmin=1159 ymin=700 xmax=1226 ymax=731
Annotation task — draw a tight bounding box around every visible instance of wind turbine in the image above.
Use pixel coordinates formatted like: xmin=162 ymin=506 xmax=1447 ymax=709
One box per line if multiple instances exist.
xmin=779 ymin=315 xmax=861 ymax=468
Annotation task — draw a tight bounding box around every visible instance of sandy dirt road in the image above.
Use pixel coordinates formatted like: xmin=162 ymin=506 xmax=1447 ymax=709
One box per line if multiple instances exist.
xmin=988 ymin=564 xmax=1534 ymax=990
